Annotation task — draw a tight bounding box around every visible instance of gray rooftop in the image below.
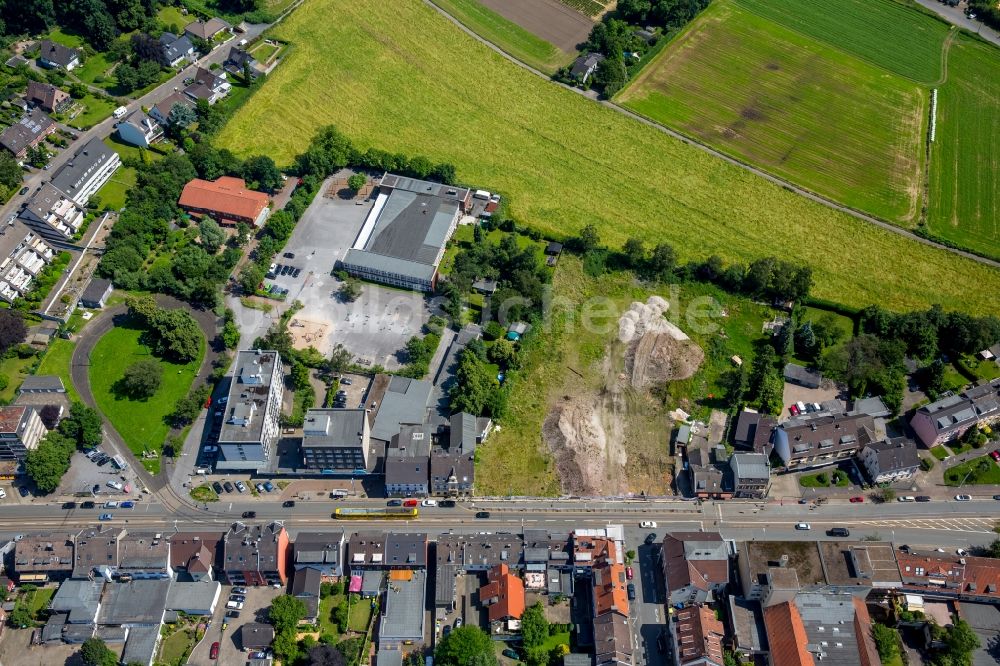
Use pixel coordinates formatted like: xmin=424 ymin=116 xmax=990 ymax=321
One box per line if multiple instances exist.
xmin=51 ymin=138 xmax=117 ymax=200
xmin=18 ymin=374 xmax=65 ymax=393
xmin=449 ymin=412 xmax=477 ymax=453
xmin=731 ymin=453 xmax=770 ymax=481
xmin=294 ymin=531 xmax=344 ymax=567
xmin=241 ymin=622 xmax=276 ymax=649
xmin=118 ymin=532 xmax=170 ymax=570
xmin=166 ymin=581 xmax=221 ymax=612
xmin=868 ymin=437 xmax=919 ymax=473
xmin=385 ymin=533 xmax=427 ymax=568
xmin=291 ymin=566 xmax=322 ymax=597
xmin=0 ymin=108 xmax=53 ymax=155
xmin=74 ymin=526 xmax=122 ymax=577
xmin=22 ymin=183 xmax=77 ymax=224
xmin=51 ymin=578 xmax=104 ymax=620
xmin=794 ymin=593 xmax=864 ymax=666
xmin=378 ymin=649 xmax=405 ymax=666
xmin=223 ymin=522 xmax=285 ymax=573
xmin=98 ymin=579 xmax=170 ymax=625
xmin=303 ymin=408 xmax=367 ymax=449
xmin=361 ymin=569 xmax=383 ymax=594
xmin=371 ymin=376 xmax=433 ymax=443
xmin=80 ymin=277 xmax=113 ymax=304
xmin=379 ymin=569 xmax=426 ymax=644
xmin=219 ymin=350 xmax=280 ymax=445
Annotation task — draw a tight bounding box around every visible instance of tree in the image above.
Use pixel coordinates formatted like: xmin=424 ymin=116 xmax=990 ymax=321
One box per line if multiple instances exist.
xmin=26 ymin=144 xmax=48 ymax=169
xmin=622 ymin=237 xmax=645 ymax=270
xmin=308 ymin=645 xmax=347 ymax=666
xmin=521 ymin=602 xmax=549 ymax=666
xmin=121 ymin=359 xmax=162 ymax=399
xmin=81 ymin=638 xmax=118 ymax=666
xmin=222 ymin=320 xmax=241 ymax=349
xmin=0 ymin=152 xmax=23 ymax=192
xmin=167 ymin=102 xmax=197 ymax=134
xmin=8 ymin=602 xmax=32 ymax=628
xmin=24 ymin=431 xmax=75 ymax=493
xmin=328 ymin=344 xmax=352 ymax=373
xmin=574 ymin=224 xmax=601 ymax=253
xmin=198 ymin=217 xmax=225 ymax=254
xmin=269 ymin=594 xmax=306 ymax=633
xmin=871 ymin=624 xmax=899 ymax=662
xmin=339 ymin=277 xmax=362 ymax=302
xmin=239 ymin=263 xmax=265 ymax=294
xmin=648 ymin=242 xmax=676 ymax=280
xmin=435 ymin=626 xmax=497 ymax=666
xmin=347 ymin=173 xmax=366 ymax=193
xmin=243 ymin=155 xmax=284 ymax=193
xmin=487 ymin=339 xmax=517 ymax=368
xmin=0 ymin=310 xmax=27 ymax=355
xmin=59 ymin=402 xmax=103 ymax=449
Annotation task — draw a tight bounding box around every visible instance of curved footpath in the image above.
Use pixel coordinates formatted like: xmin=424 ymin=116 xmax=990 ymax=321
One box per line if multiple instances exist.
xmin=423 ymin=0 xmax=1000 ymax=271
xmin=70 ymin=294 xmax=221 ymax=512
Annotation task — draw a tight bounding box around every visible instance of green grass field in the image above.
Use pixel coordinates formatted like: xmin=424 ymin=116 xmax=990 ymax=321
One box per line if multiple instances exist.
xmin=88 ymin=322 xmax=203 ymax=460
xmin=95 ymin=166 xmax=136 ymax=210
xmin=43 ymin=28 xmax=85 ymax=49
xmin=74 ymin=52 xmax=115 ymax=87
xmin=0 ymin=354 xmax=37 ymax=404
xmin=944 ymin=455 xmax=1000 ymax=486
xmin=216 ymin=0 xmax=1000 ymax=315
xmin=430 ymin=0 xmax=574 ymax=72
xmin=157 ymin=5 xmax=189 ymax=30
xmin=68 ymin=93 xmax=116 ymax=130
xmin=732 ymin=0 xmax=950 ymax=84
xmin=618 ymin=1 xmax=927 ymax=224
xmin=36 ymin=338 xmax=81 ymax=402
xmin=926 ymin=35 xmax=1000 ymax=258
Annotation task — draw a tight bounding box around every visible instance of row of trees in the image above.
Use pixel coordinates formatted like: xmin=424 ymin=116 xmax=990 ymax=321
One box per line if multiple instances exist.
xmin=858 ymin=304 xmax=1000 ymax=362
xmin=0 ymin=0 xmax=156 ymax=47
xmin=25 ymin=402 xmax=103 ymax=493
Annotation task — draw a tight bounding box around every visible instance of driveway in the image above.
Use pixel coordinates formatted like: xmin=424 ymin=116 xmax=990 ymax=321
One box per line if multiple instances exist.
xmin=187 ymin=585 xmax=282 ymax=666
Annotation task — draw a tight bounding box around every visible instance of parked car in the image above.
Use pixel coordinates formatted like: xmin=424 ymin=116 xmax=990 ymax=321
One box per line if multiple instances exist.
xmin=795 ymin=523 xmax=811 ymax=530
xmin=957 ymin=548 xmax=968 ymax=557
xmin=440 ymin=500 xmax=456 ymax=507
xmin=235 ymin=481 xmax=247 ymax=493
xmin=284 ymin=252 xmax=295 ymax=259
xmin=232 ymin=587 xmax=247 ymax=595
xmin=454 ymin=618 xmax=463 ymax=628
xmin=827 ymin=528 xmax=850 ymax=537
xmin=225 ymin=600 xmax=244 ymax=610
xmin=848 ymin=496 xmax=864 ymax=503
xmin=283 ymin=500 xmax=296 ymax=507
xmin=645 ymin=533 xmax=657 ymax=544
xmin=62 ymin=501 xmax=77 ymax=509
xmin=0 ymin=488 xmax=5 ymax=499
xmin=104 ymin=480 xmax=124 ymax=491
xmin=292 ymin=268 xmax=301 ymax=278
xmin=263 ymin=481 xmax=274 ymax=492
xmin=255 ymin=483 xmax=265 ymax=493
xmin=897 ymin=496 xmax=915 ymax=502
xmin=625 ymin=566 xmax=634 ymax=580
xmin=120 ymin=501 xmax=134 ymax=509
xmin=210 ymin=641 xmax=220 ymax=660
xmin=955 ymin=494 xmax=972 ymax=501
xmin=226 ymin=610 xmax=240 ymax=619
xmin=916 ymin=496 xmax=932 ymax=502
xmin=242 ymin=511 xmax=257 ymax=518
xmin=503 ymin=649 xmax=519 ymax=660
xmin=341 ymin=378 xmax=353 ymax=385
xmin=223 ymin=482 xmax=235 ymax=493
xmin=639 ymin=521 xmax=657 ymax=528
xmin=991 ymin=451 xmax=1000 ymax=462
xmin=19 ymin=187 xmax=28 ymax=195
xmin=99 ymin=513 xmax=113 ymax=521
xmin=475 ymin=511 xmax=491 ymax=519
xmin=403 ymin=499 xmax=418 ymax=507
xmin=993 ymin=495 xmax=1000 ymax=500
xmin=213 ymin=481 xmax=224 ymax=494
xmin=104 ymin=501 xmax=119 ymax=508
xmin=18 ymin=486 xmax=29 ymax=497
xmin=387 ymin=499 xmax=403 ymax=507
xmin=81 ymin=501 xmax=96 ymax=509
xmin=229 ymin=595 xmax=245 ymax=603
xmin=789 ymin=404 xmax=799 ymax=416
xmin=626 ymin=583 xmax=636 ymax=600
xmin=421 ymin=499 xmax=437 ymax=507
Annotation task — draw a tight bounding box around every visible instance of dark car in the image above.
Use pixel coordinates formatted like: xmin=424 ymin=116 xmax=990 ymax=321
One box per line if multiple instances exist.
xmin=18 ymin=486 xmax=29 ymax=497
xmin=645 ymin=532 xmax=657 ymax=544
xmin=292 ymin=268 xmax=301 ymax=278
xmin=93 ymin=484 xmax=101 ymax=494
xmin=81 ymin=501 xmax=96 ymax=509
xmin=626 ymin=583 xmax=636 ymax=600
xmin=440 ymin=500 xmax=456 ymax=508
xmin=19 ymin=187 xmax=28 ymax=195
xmin=62 ymin=501 xmax=77 ymax=509
xmin=916 ymin=496 xmax=932 ymax=502
xmin=281 ymin=265 xmax=292 ymax=275
xmin=284 ymin=252 xmax=295 ymax=259
xmin=223 ymin=482 xmax=235 ymax=493
xmin=341 ymin=378 xmax=352 ymax=385
xmin=503 ymin=650 xmax=519 ymax=660
xmin=827 ymin=527 xmax=850 ymax=537
xmin=387 ymin=499 xmax=403 ymax=507
xmin=475 ymin=511 xmax=491 ymax=519
xmin=283 ymin=500 xmax=296 ymax=508
xmin=242 ymin=511 xmax=257 ymax=518
xmin=213 ymin=481 xmax=224 ymax=494
xmin=226 ymin=609 xmax=240 ymax=619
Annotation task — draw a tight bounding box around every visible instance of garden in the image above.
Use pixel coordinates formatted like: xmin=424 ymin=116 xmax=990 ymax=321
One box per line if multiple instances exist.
xmin=944 ymin=455 xmax=1000 ymax=486
xmin=799 ymin=468 xmax=850 ymax=488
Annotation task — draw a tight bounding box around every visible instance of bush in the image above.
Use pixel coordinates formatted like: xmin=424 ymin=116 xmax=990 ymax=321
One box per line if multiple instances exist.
xmin=920 ymin=457 xmax=934 ymax=472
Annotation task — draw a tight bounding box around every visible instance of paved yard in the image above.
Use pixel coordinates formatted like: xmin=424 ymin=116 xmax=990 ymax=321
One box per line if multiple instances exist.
xmin=187 ymin=584 xmax=282 ymax=666
xmin=781 ymin=382 xmax=841 ymax=421
xmin=0 ymin=627 xmax=99 ymax=665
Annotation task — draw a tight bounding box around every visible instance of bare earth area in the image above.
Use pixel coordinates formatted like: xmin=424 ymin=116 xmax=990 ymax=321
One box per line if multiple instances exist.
xmin=544 ymin=297 xmax=703 ymax=496
xmin=478 ymin=0 xmax=595 ymax=52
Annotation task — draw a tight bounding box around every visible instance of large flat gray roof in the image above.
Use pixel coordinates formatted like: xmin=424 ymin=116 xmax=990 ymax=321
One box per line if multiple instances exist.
xmin=303 ymin=409 xmax=367 ymax=449
xmin=379 ymin=569 xmax=426 ymax=644
xmin=371 ymin=376 xmax=432 ymax=443
xmin=98 ymin=579 xmax=170 ymax=625
xmin=219 ymin=350 xmax=280 ymax=445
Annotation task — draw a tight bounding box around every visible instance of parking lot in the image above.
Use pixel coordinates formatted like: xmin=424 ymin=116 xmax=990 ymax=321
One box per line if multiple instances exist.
xmin=264 ymin=175 xmax=433 ymax=370
xmin=187 ymin=584 xmax=281 ymax=666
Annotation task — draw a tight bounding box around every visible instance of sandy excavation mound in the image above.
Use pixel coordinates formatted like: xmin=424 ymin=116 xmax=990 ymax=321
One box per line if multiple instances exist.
xmin=543 ymin=394 xmax=626 ymax=496
xmin=620 ymin=297 xmax=704 ymax=389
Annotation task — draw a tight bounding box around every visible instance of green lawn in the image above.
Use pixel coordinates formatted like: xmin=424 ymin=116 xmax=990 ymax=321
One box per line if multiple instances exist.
xmin=94 ymin=166 xmax=136 ymax=211
xmin=800 ymin=306 xmax=854 ymax=340
xmin=0 ymin=354 xmax=38 ymax=405
xmin=930 ymin=445 xmax=949 ymax=461
xmin=941 ymin=363 xmax=968 ymax=394
xmin=540 ymin=631 xmax=572 ymax=653
xmin=732 ymin=0 xmax=949 ymax=84
xmin=27 ymin=587 xmax=55 ymax=616
xmin=43 ymin=27 xmax=85 ymax=49
xmin=318 ymin=594 xmax=345 ymax=637
xmin=618 ymin=0 xmax=926 ymax=225
xmin=74 ymin=52 xmax=115 ymax=87
xmin=67 ymin=93 xmax=116 ymax=130
xmin=926 ymin=35 xmax=1000 ymax=259
xmin=36 ymin=338 xmax=81 ymax=402
xmin=103 ymin=135 xmax=163 ymax=165
xmin=267 ymin=0 xmax=301 ymax=15
xmin=347 ymin=596 xmax=374 ymax=632
xmin=799 ymin=470 xmax=849 ymax=488
xmin=250 ymin=41 xmax=280 ymax=62
xmin=430 ymin=0 xmax=574 ymax=73
xmin=959 ymin=356 xmax=1000 ymax=382
xmin=215 ymin=0 xmax=1000 ymax=315
xmin=158 ymin=5 xmax=189 ymax=30
xmin=944 ymin=456 xmax=1000 ymax=486
xmin=88 ymin=321 xmax=204 ymax=462
xmin=159 ymin=627 xmax=196 ymax=665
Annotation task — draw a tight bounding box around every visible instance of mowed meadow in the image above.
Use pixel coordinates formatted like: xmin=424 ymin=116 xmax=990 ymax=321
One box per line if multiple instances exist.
xmin=216 ymin=0 xmax=1000 ymax=314
xmin=928 ymin=35 xmax=1000 ymax=256
xmin=617 ymin=0 xmax=927 ymax=224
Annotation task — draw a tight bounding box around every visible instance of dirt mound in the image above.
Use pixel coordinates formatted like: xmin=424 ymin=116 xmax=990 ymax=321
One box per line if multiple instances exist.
xmin=620 ymin=298 xmax=703 ymax=389
xmin=543 ymin=395 xmax=625 ymax=496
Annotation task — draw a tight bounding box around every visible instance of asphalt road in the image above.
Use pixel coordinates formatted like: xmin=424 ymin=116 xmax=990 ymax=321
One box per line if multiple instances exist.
xmin=912 ymin=0 xmax=1000 ymax=47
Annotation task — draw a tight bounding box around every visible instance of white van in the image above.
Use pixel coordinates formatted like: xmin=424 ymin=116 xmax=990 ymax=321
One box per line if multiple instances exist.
xmin=897 ymin=496 xmax=916 ymax=502
xmin=796 ymin=401 xmax=807 ymax=414
xmin=113 ymin=106 xmax=128 ymax=120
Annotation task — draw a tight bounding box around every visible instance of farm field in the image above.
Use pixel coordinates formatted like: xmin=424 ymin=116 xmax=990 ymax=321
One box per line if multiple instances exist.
xmin=432 ymin=0 xmax=581 ymax=72
xmin=618 ymin=0 xmax=927 ymax=224
xmin=216 ymin=0 xmax=1000 ymax=315
xmin=732 ymin=0 xmax=950 ymax=84
xmin=926 ymin=35 xmax=1000 ymax=258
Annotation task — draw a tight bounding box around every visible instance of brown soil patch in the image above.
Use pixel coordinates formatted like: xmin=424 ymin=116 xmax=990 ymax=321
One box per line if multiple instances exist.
xmin=478 ymin=0 xmax=595 ymax=53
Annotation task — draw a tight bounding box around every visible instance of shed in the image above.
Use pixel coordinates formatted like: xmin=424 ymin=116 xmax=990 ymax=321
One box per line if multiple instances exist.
xmin=783 ymin=363 xmax=822 ymax=389
xmin=79 ymin=277 xmax=113 ymax=309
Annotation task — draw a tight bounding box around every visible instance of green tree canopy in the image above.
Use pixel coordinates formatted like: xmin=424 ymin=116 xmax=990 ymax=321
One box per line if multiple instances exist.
xmin=198 ymin=217 xmax=226 ymax=254
xmin=120 ymin=359 xmax=162 ymax=399
xmin=25 ymin=431 xmax=75 ymax=493
xmin=81 ymin=637 xmax=118 ymax=666
xmin=435 ymin=626 xmax=497 ymax=666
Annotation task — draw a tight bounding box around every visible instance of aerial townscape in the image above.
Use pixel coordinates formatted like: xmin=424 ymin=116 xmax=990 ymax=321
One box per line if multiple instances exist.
xmin=0 ymin=0 xmax=997 ymax=665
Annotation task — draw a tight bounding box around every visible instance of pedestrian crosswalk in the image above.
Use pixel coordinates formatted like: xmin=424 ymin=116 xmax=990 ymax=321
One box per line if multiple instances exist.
xmin=856 ymin=517 xmax=997 ymax=533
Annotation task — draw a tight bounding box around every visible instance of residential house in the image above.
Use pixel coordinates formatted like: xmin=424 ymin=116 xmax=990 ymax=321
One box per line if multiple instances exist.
xmin=909 ymin=379 xmax=1000 ymax=447
xmin=118 ymin=532 xmax=171 ymax=579
xmin=772 ymin=413 xmax=877 ymax=469
xmin=149 ymin=92 xmax=195 ymax=126
xmin=593 ymin=611 xmax=633 ymax=666
xmin=216 ymin=350 xmax=283 ymax=472
xmin=14 ymin=533 xmax=75 ymax=582
xmin=896 ymin=550 xmax=1000 ymax=604
xmin=79 ymin=277 xmax=114 ymax=309
xmin=178 ymin=176 xmax=270 ymax=227
xmin=184 ymin=18 xmax=231 ymax=42
xmin=733 ymin=410 xmax=776 ymax=453
xmin=378 ymin=569 xmax=426 ymax=648
xmin=18 ymin=375 xmax=65 ymax=395
xmin=291 ymin=566 xmax=322 ymax=623
xmin=347 ymin=532 xmax=386 ymax=571
xmin=225 ymin=46 xmax=260 ymax=78
xmin=25 ymin=81 xmax=70 ymax=113
xmin=435 ymin=533 xmax=525 ymax=609
xmin=183 ymin=66 xmax=231 ymax=105
xmin=19 ymin=183 xmax=86 ymax=240
xmin=479 ymin=563 xmax=525 ymax=626
xmin=384 ymin=533 xmax=428 ymax=570
xmin=50 ymin=137 xmax=121 ymax=206
xmin=221 ymin=521 xmax=289 ymax=586
xmin=762 ymin=602 xmax=813 ymax=666
xmin=570 ymin=53 xmax=604 ymax=84
xmin=301 ymin=409 xmax=371 ymax=472
xmin=0 ymin=108 xmax=56 ymax=160
xmin=165 ymin=581 xmax=221 ymax=615
xmin=73 ymin=526 xmax=122 ymax=578
xmin=384 ymin=424 xmax=432 ymax=497
xmin=159 ymin=32 xmax=195 ymax=67
xmin=783 ymin=363 xmax=822 ymax=389
xmin=0 ymin=233 xmax=55 ymax=304
xmin=169 ymin=532 xmax=221 ymax=582
xmin=293 ymin=531 xmax=345 ymax=578
xmin=430 ymin=412 xmax=477 ymax=497
xmin=50 ymin=578 xmax=105 ymax=625
xmin=730 ymin=453 xmax=770 ymax=499
xmin=0 ymin=405 xmax=48 ymax=460
xmin=241 ymin=623 xmax=275 ymax=652
xmin=116 ymin=110 xmax=162 ymax=148
xmin=661 ymin=532 xmax=730 ymax=607
xmin=673 ymin=605 xmax=725 ymax=666
xmin=37 ymin=40 xmax=80 ymax=70
xmin=763 ymin=594 xmax=880 ymax=666
xmin=857 ymin=437 xmax=919 ymax=484
xmin=687 ymin=445 xmax=731 ymax=499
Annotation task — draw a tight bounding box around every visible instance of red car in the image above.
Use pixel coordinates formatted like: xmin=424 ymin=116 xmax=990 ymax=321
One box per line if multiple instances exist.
xmin=849 ymin=496 xmax=864 ymax=503
xmin=789 ymin=404 xmax=799 ymax=416
xmin=403 ymin=499 xmax=418 ymax=507
xmin=625 ymin=566 xmax=634 ymax=580
xmin=990 ymin=451 xmax=1000 ymax=462
xmin=210 ymin=642 xmax=220 ymax=660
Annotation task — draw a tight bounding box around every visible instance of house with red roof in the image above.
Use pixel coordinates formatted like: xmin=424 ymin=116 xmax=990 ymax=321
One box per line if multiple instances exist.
xmin=178 ymin=176 xmax=271 ymax=227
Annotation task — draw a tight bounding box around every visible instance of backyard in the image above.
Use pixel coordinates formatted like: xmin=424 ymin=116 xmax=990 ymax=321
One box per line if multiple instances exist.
xmin=87 ymin=321 xmax=204 ymax=471
xmin=36 ymin=338 xmax=80 ymax=402
xmin=943 ymin=455 xmax=1000 ymax=486
xmin=215 ymin=0 xmax=1000 ymax=315
xmin=65 ymin=92 xmax=116 ymax=131
xmin=94 ymin=166 xmax=136 ymax=211
xmin=0 ymin=353 xmax=36 ymax=404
